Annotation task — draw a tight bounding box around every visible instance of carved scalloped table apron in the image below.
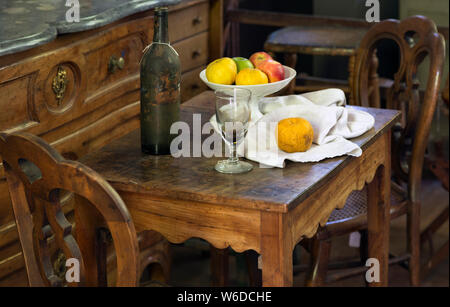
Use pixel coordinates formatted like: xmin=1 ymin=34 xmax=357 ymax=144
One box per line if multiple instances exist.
xmin=78 ymin=91 xmax=400 ymax=287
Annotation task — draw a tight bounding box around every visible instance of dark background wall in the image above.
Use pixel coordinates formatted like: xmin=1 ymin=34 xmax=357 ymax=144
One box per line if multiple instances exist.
xmin=238 ymin=0 xmax=314 ymax=58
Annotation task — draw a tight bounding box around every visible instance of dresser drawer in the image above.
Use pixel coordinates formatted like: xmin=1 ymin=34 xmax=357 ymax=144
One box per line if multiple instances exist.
xmin=85 ymin=33 xmax=145 ymax=97
xmin=181 ymin=66 xmax=208 ymax=102
xmin=83 ymin=0 xmax=209 ymax=102
xmin=0 ymin=181 xmax=13 ymax=226
xmin=174 ymin=31 xmax=209 ymax=73
xmin=170 ymin=1 xmax=209 ymax=42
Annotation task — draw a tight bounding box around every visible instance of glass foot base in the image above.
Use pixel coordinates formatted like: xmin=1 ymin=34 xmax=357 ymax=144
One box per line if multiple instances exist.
xmin=215 ymin=160 xmax=253 ymax=174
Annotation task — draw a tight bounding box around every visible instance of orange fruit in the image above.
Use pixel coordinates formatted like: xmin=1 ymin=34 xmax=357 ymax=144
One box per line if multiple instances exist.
xmin=277 ymin=118 xmax=314 ymax=153
xmin=235 ymin=68 xmax=269 ymax=85
xmin=206 ymin=57 xmax=237 ymax=85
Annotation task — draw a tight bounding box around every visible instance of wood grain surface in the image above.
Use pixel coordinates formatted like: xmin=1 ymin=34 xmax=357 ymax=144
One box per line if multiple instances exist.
xmin=81 ymin=91 xmax=400 ymax=213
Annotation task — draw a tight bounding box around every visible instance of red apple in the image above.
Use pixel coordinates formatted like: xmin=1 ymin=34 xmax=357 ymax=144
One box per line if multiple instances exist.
xmin=257 ymin=60 xmax=285 ymax=83
xmin=249 ymin=52 xmax=273 ymax=68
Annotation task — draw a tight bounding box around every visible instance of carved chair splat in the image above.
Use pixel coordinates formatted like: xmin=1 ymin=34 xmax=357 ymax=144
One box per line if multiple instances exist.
xmin=0 ymin=132 xmax=140 ymax=287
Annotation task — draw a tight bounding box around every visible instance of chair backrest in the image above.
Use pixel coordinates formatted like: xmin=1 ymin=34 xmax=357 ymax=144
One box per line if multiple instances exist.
xmin=352 ymin=16 xmax=446 ymax=203
xmin=0 ymin=132 xmax=139 ymax=286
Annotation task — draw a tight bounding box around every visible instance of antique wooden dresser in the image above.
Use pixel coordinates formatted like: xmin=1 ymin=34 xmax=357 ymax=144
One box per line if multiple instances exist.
xmin=0 ymin=0 xmax=222 ymax=285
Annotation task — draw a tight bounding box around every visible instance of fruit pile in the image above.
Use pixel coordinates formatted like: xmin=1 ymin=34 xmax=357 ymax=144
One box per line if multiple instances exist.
xmin=206 ymin=52 xmax=285 ymax=86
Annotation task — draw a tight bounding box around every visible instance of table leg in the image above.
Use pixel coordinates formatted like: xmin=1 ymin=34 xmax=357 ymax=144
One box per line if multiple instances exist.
xmin=260 ymin=212 xmax=293 ymax=287
xmin=367 ymin=133 xmax=391 ymax=286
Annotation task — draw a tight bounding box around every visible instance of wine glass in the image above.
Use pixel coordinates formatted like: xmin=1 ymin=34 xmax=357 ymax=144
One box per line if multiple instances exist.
xmin=215 ymin=88 xmax=253 ymax=174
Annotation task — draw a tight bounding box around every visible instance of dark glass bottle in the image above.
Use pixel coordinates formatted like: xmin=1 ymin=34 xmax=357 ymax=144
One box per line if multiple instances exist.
xmin=140 ymin=7 xmax=181 ymax=155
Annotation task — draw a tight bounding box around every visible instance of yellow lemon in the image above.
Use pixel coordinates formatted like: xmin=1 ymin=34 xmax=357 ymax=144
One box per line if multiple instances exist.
xmin=206 ymin=57 xmax=237 ymax=85
xmin=235 ymin=68 xmax=269 ymax=85
xmin=277 ymin=118 xmax=314 ymax=153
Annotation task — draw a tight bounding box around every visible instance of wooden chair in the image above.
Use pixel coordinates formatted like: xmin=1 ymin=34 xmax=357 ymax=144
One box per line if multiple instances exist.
xmin=0 ymin=132 xmax=140 ymax=286
xmin=300 ymin=16 xmax=446 ymax=287
xmin=421 ymin=75 xmax=449 ymax=279
xmin=264 ymin=25 xmax=367 ymax=99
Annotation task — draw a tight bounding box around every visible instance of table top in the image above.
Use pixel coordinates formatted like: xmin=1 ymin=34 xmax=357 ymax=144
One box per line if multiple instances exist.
xmin=80 ymin=91 xmax=400 ymax=213
xmin=0 ymin=0 xmax=181 ymax=57
xmin=264 ymin=26 xmax=367 ymax=56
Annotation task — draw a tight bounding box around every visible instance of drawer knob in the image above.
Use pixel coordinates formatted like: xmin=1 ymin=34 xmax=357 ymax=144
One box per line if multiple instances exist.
xmin=192 ymin=50 xmax=201 ymax=59
xmin=192 ymin=16 xmax=202 ymax=25
xmin=108 ymin=55 xmax=125 ymax=73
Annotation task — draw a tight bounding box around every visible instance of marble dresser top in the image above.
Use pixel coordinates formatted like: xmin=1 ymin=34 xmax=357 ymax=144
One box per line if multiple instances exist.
xmin=0 ymin=0 xmax=182 ymax=57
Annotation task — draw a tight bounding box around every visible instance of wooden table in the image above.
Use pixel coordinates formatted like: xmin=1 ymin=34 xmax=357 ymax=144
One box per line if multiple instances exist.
xmin=77 ymin=91 xmax=400 ymax=286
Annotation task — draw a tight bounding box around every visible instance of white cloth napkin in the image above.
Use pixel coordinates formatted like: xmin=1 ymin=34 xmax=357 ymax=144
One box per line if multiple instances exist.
xmin=210 ymin=89 xmax=375 ymax=168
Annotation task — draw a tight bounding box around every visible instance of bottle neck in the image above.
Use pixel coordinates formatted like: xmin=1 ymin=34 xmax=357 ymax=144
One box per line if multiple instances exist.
xmin=153 ymin=8 xmax=169 ymax=43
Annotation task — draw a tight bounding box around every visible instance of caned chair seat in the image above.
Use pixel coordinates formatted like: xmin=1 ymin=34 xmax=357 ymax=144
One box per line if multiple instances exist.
xmin=264 ymin=25 xmax=369 ymax=100
xmin=316 ymin=186 xmax=408 ymax=239
xmin=264 ymin=26 xmax=367 ymax=56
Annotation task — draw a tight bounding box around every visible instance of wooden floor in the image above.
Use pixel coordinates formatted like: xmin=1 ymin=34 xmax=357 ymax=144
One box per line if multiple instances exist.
xmin=0 ymin=177 xmax=447 ymax=287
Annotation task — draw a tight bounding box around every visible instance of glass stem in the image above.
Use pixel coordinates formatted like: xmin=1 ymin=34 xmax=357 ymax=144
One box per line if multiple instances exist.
xmin=228 ymin=144 xmax=239 ymax=164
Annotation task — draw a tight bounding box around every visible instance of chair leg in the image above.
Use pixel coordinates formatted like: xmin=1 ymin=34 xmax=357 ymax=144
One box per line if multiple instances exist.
xmin=210 ymin=246 xmax=229 ymax=286
xmin=244 ymin=250 xmax=262 ymax=287
xmin=358 ymin=229 xmax=370 ymax=286
xmin=139 ymin=239 xmax=171 ymax=284
xmin=96 ymin=228 xmax=109 ymax=287
xmin=408 ymin=202 xmax=421 ymax=286
xmin=305 ymin=239 xmax=331 ymax=287
xmin=359 ymin=229 xmax=369 ymax=264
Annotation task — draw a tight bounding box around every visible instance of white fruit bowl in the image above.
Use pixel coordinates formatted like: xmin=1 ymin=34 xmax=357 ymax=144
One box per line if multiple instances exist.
xmin=199 ymin=65 xmax=297 ymax=113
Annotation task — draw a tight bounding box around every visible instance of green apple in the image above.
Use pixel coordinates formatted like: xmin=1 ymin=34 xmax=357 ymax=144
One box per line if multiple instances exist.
xmin=233 ymin=57 xmax=254 ymax=72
